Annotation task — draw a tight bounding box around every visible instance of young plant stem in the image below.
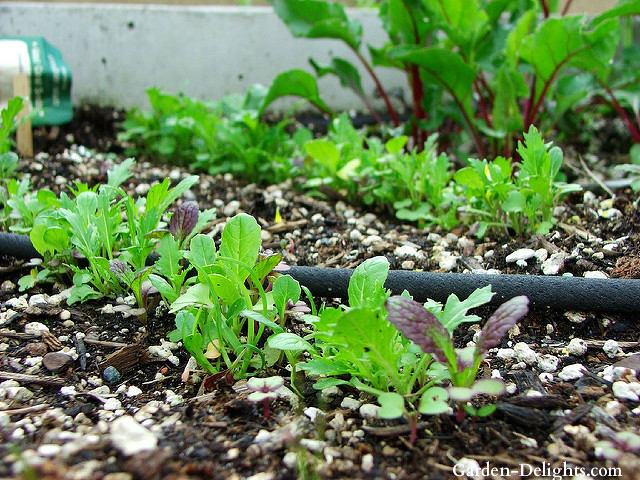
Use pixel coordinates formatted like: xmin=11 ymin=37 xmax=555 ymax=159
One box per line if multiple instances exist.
xmin=474 ymin=81 xmax=492 ymax=128
xmin=409 ymin=65 xmax=427 ymax=148
xmin=352 ymin=48 xmax=401 ymax=127
xmin=408 ymin=411 xmax=418 ymax=445
xmin=561 ymin=0 xmax=574 ymax=16
xmin=456 ymin=404 xmax=466 ymax=423
xmin=599 ymin=81 xmax=640 ymax=143
xmin=262 ymin=398 xmax=271 ymax=420
xmin=540 ymin=0 xmax=550 ymax=18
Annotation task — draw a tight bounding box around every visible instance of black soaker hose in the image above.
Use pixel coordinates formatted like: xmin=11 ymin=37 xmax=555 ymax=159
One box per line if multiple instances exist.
xmin=1 ymin=232 xmax=639 ymax=313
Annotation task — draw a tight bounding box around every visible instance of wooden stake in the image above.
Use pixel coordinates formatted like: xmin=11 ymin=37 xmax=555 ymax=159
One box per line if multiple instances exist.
xmin=12 ymin=73 xmax=34 ymax=158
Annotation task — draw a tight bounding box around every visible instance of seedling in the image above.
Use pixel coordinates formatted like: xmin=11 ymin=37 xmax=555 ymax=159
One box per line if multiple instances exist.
xmin=595 ymin=431 xmax=640 ymax=461
xmin=246 ymin=375 xmax=285 ymax=420
xmin=387 ymin=294 xmax=530 ymax=422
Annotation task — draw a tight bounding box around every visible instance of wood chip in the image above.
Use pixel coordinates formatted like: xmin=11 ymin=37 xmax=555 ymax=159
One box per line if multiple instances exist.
xmin=99 ymin=342 xmax=150 ymax=375
xmin=267 ymin=219 xmax=308 ymax=233
xmin=0 ymin=371 xmax=65 ymax=387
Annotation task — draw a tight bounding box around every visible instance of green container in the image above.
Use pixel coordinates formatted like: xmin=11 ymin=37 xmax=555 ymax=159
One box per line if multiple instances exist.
xmin=0 ymin=36 xmax=72 ymax=126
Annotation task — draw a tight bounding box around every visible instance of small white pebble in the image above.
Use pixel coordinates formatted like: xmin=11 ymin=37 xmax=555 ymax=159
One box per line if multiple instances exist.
xmin=604 ymin=400 xmax=624 ymax=417
xmin=567 ymin=338 xmax=588 ymax=356
xmin=513 ymin=342 xmax=538 ymax=365
xmin=359 ymin=403 xmax=380 ymax=420
xmin=539 ymin=372 xmax=554 ymax=384
xmin=361 ymin=453 xmax=375 ymax=472
xmin=584 ymin=271 xmax=608 ymax=279
xmin=612 ymin=381 xmax=640 ymax=402
xmin=340 ymin=397 xmax=362 ymax=411
xmin=537 ymin=354 xmax=559 ymax=373
xmin=126 ymin=386 xmax=143 ymax=397
xmin=558 ymin=364 xmax=585 ymax=381
xmin=603 ymin=339 xmax=621 ymax=358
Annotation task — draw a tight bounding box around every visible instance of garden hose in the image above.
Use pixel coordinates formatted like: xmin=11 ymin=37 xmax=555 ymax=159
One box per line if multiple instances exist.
xmin=1 ymin=231 xmax=639 ymax=313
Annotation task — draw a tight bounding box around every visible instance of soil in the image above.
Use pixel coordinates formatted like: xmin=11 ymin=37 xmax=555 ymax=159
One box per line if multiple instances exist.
xmin=1 ymin=105 xmax=640 ymax=480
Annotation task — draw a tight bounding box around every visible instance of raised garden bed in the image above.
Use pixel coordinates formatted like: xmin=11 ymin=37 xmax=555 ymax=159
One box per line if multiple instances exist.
xmin=0 ymin=104 xmax=639 ymax=479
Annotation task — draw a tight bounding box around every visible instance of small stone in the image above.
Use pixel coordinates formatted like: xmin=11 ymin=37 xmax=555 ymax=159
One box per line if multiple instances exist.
xmin=282 ymin=451 xmax=298 ymax=469
xmin=103 ymin=398 xmax=122 ymax=411
xmin=227 ymin=447 xmax=241 ymax=460
xmin=135 ymin=183 xmax=151 ymax=195
xmin=1 ymin=280 xmax=16 ymax=292
xmin=110 ymin=415 xmax=158 ymax=456
xmin=361 ymin=453 xmax=375 ymax=472
xmin=24 ymin=322 xmax=50 ymax=336
xmin=349 ymin=229 xmax=363 ymax=241
xmin=584 ymin=271 xmax=608 ymax=279
xmin=340 ymin=397 xmax=362 ymax=411
xmin=300 ymin=439 xmax=326 ymax=452
xmin=126 ymin=385 xmax=143 ymax=397
xmin=401 ymin=260 xmax=415 ymax=270
xmin=103 ymin=366 xmax=121 ymax=384
xmin=394 ymin=245 xmax=423 ymax=261
xmin=29 ymin=293 xmax=49 ymax=307
xmin=455 ymin=458 xmax=482 ymax=478
xmin=59 ymin=310 xmax=71 ymax=321
xmin=359 ymin=403 xmax=380 ymax=419
xmin=564 ymin=311 xmax=587 ymax=324
xmin=304 ymin=407 xmax=324 ymax=423
xmin=37 ymin=444 xmax=61 ymax=457
xmin=542 ymin=252 xmax=566 ymax=275
xmin=604 ymin=400 xmax=624 ymax=417
xmin=568 ymin=338 xmax=588 ymax=356
xmin=612 ymin=381 xmax=640 ymax=402
xmin=60 ymin=386 xmax=77 ymax=396
xmin=603 ymin=339 xmax=621 ymax=358
xmin=558 ymin=364 xmax=586 ymax=381
xmin=438 ymin=254 xmax=458 ymax=271
xmin=42 ymin=352 xmax=74 ymax=373
xmin=223 ymin=200 xmax=241 ymax=217
xmin=496 ymin=348 xmax=515 ymax=361
xmin=361 ymin=235 xmax=382 ymax=247
xmin=537 ymin=354 xmax=559 ymax=373
xmin=513 ymin=342 xmax=537 ymax=365
xmin=506 ymin=248 xmax=536 ymax=264
xmin=534 ymin=248 xmax=548 ymax=263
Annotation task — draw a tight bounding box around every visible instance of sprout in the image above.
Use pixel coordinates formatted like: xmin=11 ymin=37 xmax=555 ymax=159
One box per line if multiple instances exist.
xmin=246 ymin=376 xmax=285 ymax=420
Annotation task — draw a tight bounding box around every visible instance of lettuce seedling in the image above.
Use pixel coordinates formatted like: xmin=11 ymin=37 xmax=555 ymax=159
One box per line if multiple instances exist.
xmin=109 ymin=260 xmax=154 ymax=323
xmin=387 ymin=294 xmax=529 ymax=422
xmin=246 ymin=375 xmax=284 ymax=420
xmin=168 ymin=200 xmax=199 ymax=248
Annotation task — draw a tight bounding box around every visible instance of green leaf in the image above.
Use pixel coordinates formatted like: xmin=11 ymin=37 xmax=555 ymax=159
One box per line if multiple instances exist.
xmin=259 ymin=69 xmax=333 ymax=116
xmin=30 ymin=224 xmax=69 ymax=255
xmin=426 ymin=285 xmax=495 ymax=332
xmin=107 ymin=158 xmax=135 ymax=187
xmin=312 ymin=377 xmax=352 ymax=390
xmin=241 ymin=309 xmax=283 ymax=334
xmin=272 ymin=275 xmax=301 ymax=317
xmin=267 ymin=332 xmax=313 ymax=352
xmin=219 ymin=213 xmax=262 ymax=282
xmin=271 ymin=0 xmax=362 ymax=50
xmin=377 ymin=392 xmax=405 ymax=419
xmin=471 ymin=379 xmax=505 ymax=396
xmin=592 ymin=0 xmax=640 ymax=25
xmin=310 ymin=57 xmax=364 ymax=95
xmin=185 ymin=234 xmax=217 ymax=271
xmin=391 ymin=47 xmax=476 ymax=118
xmin=348 ymin=256 xmax=390 ymax=308
xmin=169 ymin=283 xmax=213 ymax=312
xmin=305 ymin=140 xmax=340 ymax=172
xmin=419 ymin=386 xmax=450 ymax=415
xmin=502 ymin=190 xmax=525 ymax=213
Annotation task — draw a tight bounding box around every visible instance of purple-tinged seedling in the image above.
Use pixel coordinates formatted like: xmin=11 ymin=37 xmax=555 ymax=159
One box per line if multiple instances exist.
xmin=387 ymin=295 xmax=529 ymax=421
xmin=595 ymin=431 xmax=640 ymax=461
xmin=169 ymin=201 xmax=199 ymax=248
xmin=109 ymin=260 xmax=154 ymax=323
xmin=246 ymin=375 xmax=285 ymax=420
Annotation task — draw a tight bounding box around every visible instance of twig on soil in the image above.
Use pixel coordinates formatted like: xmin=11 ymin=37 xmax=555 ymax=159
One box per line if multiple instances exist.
xmin=361 ymin=422 xmax=433 ymax=437
xmin=83 ymin=337 xmax=129 ymax=348
xmin=0 ymin=371 xmax=65 ymax=386
xmin=1 ymin=403 xmax=50 ymax=415
xmin=579 ymin=155 xmax=614 ymax=198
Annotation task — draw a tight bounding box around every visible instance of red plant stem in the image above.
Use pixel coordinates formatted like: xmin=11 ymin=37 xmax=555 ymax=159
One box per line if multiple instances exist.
xmin=600 ymin=82 xmax=640 ymax=143
xmin=456 ymin=404 xmax=466 ymax=423
xmin=474 ymin=81 xmax=491 ymax=127
xmin=526 ymin=46 xmax=592 ymax=130
xmin=262 ymin=398 xmax=271 ymax=420
xmin=476 ymin=72 xmax=495 ymax=105
xmin=353 ymin=49 xmax=401 ymax=127
xmin=540 ymin=0 xmax=550 ymax=18
xmin=561 ymin=0 xmax=574 ymax=16
xmin=357 ymin=92 xmax=383 ymax=124
xmin=409 ymin=413 xmax=418 ymax=445
xmin=410 ymin=65 xmax=427 ymax=148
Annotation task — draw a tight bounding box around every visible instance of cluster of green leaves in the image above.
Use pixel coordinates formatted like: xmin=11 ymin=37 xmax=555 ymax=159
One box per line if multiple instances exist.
xmin=20 ymin=159 xmax=215 ymax=317
xmin=267 ymin=256 xmax=506 ymax=442
xmin=265 ymin=0 xmax=640 ymax=156
xmin=301 ymin=117 xmax=578 ymax=235
xmin=119 ymin=86 xmax=310 ymax=182
xmin=165 ymin=213 xmax=302 ymax=379
xmin=0 ymin=97 xmax=25 ymax=229
xmin=455 ymin=125 xmax=582 ymax=236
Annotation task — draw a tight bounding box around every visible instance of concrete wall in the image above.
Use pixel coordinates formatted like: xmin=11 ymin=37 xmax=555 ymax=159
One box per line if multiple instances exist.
xmin=0 ymin=3 xmax=405 ymax=110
